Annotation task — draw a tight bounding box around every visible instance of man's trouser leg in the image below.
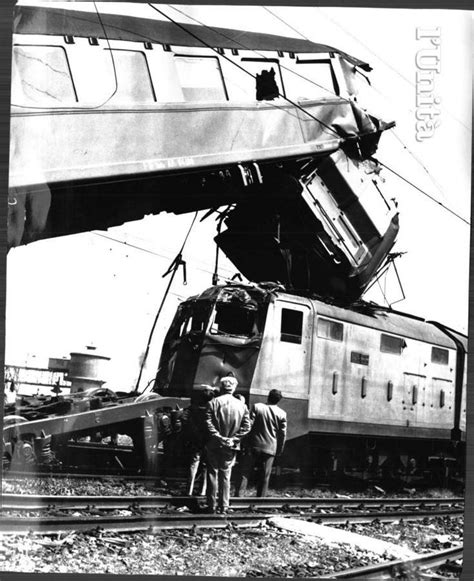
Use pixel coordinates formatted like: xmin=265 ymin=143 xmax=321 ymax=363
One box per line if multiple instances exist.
xmin=234 ymin=450 xmax=254 ymax=497
xmin=187 ymin=450 xmax=200 ymax=496
xmin=205 ymin=446 xmax=219 ymax=511
xmin=218 ymin=448 xmax=236 ymax=511
xmin=256 ymin=452 xmax=275 ymax=497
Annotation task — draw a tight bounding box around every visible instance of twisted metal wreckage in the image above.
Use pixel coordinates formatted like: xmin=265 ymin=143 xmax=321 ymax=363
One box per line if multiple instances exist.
xmin=4 ymin=5 xmax=413 ymax=476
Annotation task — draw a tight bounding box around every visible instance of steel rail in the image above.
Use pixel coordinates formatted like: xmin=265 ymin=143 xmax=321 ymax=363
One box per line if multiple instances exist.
xmin=0 ymin=508 xmax=464 ymax=534
xmin=3 ymin=470 xmax=172 ymax=482
xmin=0 ymin=494 xmax=464 ymax=511
xmin=329 ymin=544 xmax=463 ymax=579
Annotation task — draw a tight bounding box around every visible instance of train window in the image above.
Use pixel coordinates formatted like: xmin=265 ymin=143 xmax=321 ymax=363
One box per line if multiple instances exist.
xmin=12 ymin=45 xmax=77 ymax=105
xmin=289 ymin=59 xmax=339 ymax=100
xmin=176 ymin=304 xmax=211 ymax=337
xmin=351 ymin=352 xmax=369 ymax=366
xmin=380 ymin=334 xmax=407 ymax=355
xmin=317 ymin=318 xmax=343 ymax=342
xmin=432 ymin=347 xmax=449 ymax=365
xmin=105 ymin=49 xmax=156 ymax=102
xmin=175 ymin=55 xmax=227 ymax=101
xmin=280 ymin=309 xmax=303 ymax=344
xmin=211 ymin=303 xmax=257 ymax=337
xmin=239 ymin=59 xmax=284 ymax=100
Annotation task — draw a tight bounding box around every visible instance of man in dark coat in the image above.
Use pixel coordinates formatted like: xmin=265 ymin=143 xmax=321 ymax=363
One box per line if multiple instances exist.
xmin=205 ymin=374 xmax=250 ymax=513
xmin=235 ymin=389 xmax=287 ymax=497
xmin=185 ymin=386 xmax=216 ymax=496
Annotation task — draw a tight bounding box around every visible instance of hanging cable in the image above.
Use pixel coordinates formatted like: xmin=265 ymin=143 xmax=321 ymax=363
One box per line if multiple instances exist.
xmin=133 ymin=212 xmax=198 ymax=393
xmin=372 ymin=157 xmax=470 ymax=226
xmin=148 ymin=4 xmax=340 ymax=138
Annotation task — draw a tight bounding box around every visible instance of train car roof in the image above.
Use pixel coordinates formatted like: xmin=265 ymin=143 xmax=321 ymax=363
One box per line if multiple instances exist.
xmin=13 ymin=5 xmax=372 ymax=71
xmin=188 ymin=285 xmax=459 ymax=349
xmin=310 ymin=298 xmax=457 ymax=349
xmin=263 ymin=289 xmax=456 ymax=348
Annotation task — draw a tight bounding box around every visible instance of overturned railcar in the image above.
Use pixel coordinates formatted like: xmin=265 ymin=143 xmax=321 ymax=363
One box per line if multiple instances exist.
xmin=10 ymin=5 xmax=398 ymax=302
xmin=155 ymin=283 xmax=467 ymax=482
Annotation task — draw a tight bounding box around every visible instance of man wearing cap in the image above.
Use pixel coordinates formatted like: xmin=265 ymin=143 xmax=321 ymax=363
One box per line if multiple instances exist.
xmin=205 ymin=374 xmax=250 ymax=514
xmin=235 ymin=389 xmax=287 ymax=497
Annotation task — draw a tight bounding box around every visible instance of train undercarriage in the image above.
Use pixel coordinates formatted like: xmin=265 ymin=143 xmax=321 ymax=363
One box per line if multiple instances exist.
xmin=3 ymin=390 xmax=465 ymax=493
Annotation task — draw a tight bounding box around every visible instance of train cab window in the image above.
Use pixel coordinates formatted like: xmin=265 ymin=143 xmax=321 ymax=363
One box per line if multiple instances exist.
xmin=175 ymin=55 xmax=227 ymax=101
xmin=106 ymin=50 xmax=156 ymax=102
xmin=317 ymin=318 xmax=343 ymax=342
xmin=431 ymin=347 xmax=449 ymax=365
xmin=240 ymin=59 xmax=284 ymax=100
xmin=288 ymin=59 xmax=339 ymax=100
xmin=280 ymin=309 xmax=303 ymax=344
xmin=177 ymin=305 xmax=210 ymax=336
xmin=380 ymin=334 xmax=407 ymax=355
xmin=210 ymin=303 xmax=257 ymax=337
xmin=12 ymin=45 xmax=77 ymax=105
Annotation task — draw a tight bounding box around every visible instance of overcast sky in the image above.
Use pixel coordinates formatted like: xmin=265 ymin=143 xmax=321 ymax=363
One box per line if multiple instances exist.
xmin=7 ymin=3 xmax=472 ymax=391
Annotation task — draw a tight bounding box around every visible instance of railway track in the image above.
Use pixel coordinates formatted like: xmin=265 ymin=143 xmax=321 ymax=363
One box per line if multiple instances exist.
xmin=331 ymin=544 xmax=463 ymax=579
xmin=0 ymin=495 xmax=463 ymax=534
xmin=2 ymin=470 xmax=167 ymax=483
xmin=1 ymin=493 xmax=464 ymax=512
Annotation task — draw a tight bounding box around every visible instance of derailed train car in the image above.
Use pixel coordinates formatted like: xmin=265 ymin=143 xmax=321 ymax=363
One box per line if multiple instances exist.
xmin=9 ymin=4 xmax=398 ymax=302
xmin=155 ymin=283 xmax=467 ymax=483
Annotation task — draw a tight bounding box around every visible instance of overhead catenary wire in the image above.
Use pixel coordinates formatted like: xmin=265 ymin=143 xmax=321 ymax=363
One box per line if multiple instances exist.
xmin=91 ymin=231 xmax=236 ymax=279
xmin=262 ymin=6 xmax=312 ymax=42
xmin=148 ymin=3 xmax=341 ymax=139
xmin=390 ymin=130 xmax=449 ymax=204
xmin=259 ymin=5 xmax=470 ymax=227
xmin=372 ymin=158 xmax=470 ymax=226
xmin=167 ymin=4 xmax=352 ymax=105
xmin=315 ymin=6 xmax=471 ymax=134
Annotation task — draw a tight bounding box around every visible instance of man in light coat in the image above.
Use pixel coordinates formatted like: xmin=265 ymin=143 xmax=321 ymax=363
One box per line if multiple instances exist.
xmin=235 ymin=389 xmax=287 ymax=497
xmin=205 ymin=374 xmax=250 ymax=514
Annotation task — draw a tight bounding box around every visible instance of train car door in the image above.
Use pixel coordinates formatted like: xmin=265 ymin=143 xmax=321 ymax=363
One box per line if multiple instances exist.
xmin=250 ymin=298 xmax=313 ymax=401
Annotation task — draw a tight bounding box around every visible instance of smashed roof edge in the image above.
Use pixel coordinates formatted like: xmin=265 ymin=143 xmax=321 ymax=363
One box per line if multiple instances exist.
xmin=13 ymin=5 xmax=372 ymax=71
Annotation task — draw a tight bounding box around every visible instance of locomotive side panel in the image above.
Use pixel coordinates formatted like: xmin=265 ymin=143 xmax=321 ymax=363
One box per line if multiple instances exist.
xmin=307 ymin=304 xmax=458 ymax=437
xmin=249 ymin=296 xmax=314 ymax=440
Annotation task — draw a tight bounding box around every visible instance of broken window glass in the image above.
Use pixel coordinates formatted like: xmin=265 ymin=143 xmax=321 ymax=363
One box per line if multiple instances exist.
xmin=12 ymin=45 xmax=77 ymax=105
xmin=211 ymin=303 xmax=257 ymax=337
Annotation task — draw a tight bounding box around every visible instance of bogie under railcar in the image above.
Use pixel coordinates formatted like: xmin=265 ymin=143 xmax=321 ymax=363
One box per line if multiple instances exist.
xmin=155 ymin=283 xmax=467 ymax=485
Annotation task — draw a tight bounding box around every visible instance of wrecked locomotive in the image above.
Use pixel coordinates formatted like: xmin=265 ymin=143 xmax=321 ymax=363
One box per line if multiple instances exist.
xmin=154 ymin=283 xmax=467 ymax=484
xmin=5 ymin=5 xmax=463 ymax=486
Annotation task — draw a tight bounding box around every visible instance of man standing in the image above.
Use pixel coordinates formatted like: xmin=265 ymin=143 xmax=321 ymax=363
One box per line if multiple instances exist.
xmin=235 ymin=389 xmax=287 ymax=497
xmin=184 ymin=386 xmax=215 ymax=496
xmin=205 ymin=374 xmax=250 ymax=514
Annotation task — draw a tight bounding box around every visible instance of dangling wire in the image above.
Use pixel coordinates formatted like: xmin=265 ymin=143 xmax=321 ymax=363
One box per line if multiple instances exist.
xmin=134 ymin=211 xmax=199 ymax=393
